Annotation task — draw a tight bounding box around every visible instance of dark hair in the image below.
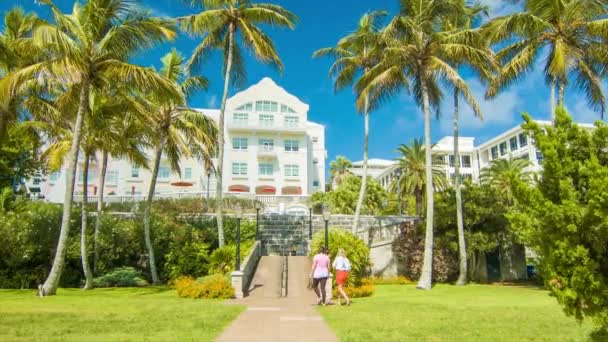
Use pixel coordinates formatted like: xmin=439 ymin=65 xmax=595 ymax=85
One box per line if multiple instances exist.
xmin=319 ymin=246 xmax=328 ymax=254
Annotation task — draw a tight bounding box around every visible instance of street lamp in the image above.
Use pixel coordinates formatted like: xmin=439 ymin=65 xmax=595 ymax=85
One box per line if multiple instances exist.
xmin=255 ymin=201 xmax=261 ymax=240
xmin=394 ymin=168 xmax=403 ymax=216
xmin=235 ymin=204 xmax=243 ymax=271
xmin=308 ymin=204 xmax=313 ymax=240
xmin=322 ymin=204 xmax=331 ymax=250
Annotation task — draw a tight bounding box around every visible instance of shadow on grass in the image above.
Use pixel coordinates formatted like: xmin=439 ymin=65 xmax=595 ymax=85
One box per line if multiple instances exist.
xmin=589 ymin=327 xmax=608 ymax=342
xmin=132 ymin=286 xmax=172 ymax=296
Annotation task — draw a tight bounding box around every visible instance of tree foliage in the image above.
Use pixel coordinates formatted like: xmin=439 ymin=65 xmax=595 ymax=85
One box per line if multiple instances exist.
xmin=309 ymin=175 xmax=388 ymax=216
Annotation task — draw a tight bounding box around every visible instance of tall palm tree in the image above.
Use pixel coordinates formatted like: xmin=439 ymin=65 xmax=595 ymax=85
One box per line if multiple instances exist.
xmin=480 ymin=157 xmax=533 ymax=205
xmin=356 ymin=0 xmax=487 ymax=290
xmin=179 ymin=0 xmax=297 ymax=247
xmin=329 ymin=155 xmax=353 ymax=187
xmin=142 ymin=49 xmax=217 ymax=283
xmin=445 ymin=0 xmax=495 ymax=286
xmin=313 ymin=10 xmax=387 ymax=233
xmin=392 ymin=139 xmax=448 ymax=216
xmin=25 ymin=0 xmax=178 ymax=295
xmin=483 ymin=0 xmax=608 ymax=119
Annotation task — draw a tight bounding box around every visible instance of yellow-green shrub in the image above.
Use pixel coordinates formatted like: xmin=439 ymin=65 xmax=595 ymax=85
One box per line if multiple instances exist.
xmin=175 ymin=274 xmax=234 ymax=299
xmin=365 ymin=276 xmax=413 ymax=285
xmin=333 ymin=283 xmax=375 ymax=298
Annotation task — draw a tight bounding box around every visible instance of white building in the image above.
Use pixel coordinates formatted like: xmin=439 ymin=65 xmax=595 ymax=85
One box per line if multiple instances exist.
xmin=34 ymin=78 xmax=327 ymax=205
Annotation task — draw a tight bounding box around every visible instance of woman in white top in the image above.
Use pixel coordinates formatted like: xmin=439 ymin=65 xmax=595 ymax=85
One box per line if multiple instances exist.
xmin=332 ymin=248 xmax=351 ymax=306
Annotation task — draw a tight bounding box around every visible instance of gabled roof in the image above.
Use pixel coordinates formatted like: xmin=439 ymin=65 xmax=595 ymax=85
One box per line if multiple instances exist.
xmin=227 ymin=77 xmax=310 ymax=114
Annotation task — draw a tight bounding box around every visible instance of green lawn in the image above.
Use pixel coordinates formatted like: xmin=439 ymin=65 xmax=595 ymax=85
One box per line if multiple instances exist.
xmin=319 ymin=284 xmax=595 ymax=342
xmin=0 ymin=287 xmax=244 ymax=342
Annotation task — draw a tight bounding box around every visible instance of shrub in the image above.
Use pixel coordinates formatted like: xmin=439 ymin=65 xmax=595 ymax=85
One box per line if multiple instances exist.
xmin=175 ymin=274 xmax=234 ymax=299
xmin=333 ymin=283 xmax=375 ymax=298
xmin=208 ymin=241 xmax=254 ymax=275
xmin=366 ymin=276 xmax=413 ymax=285
xmin=309 ymin=229 xmax=371 ymax=287
xmin=164 ymin=242 xmax=210 ymax=281
xmin=93 ymin=267 xmax=148 ymax=287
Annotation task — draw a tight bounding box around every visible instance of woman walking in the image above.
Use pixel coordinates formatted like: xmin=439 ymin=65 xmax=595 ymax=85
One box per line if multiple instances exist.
xmin=310 ymin=246 xmax=330 ymax=305
xmin=333 ymin=248 xmax=351 ymax=306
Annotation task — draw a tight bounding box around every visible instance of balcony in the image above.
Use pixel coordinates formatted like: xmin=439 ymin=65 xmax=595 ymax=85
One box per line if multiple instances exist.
xmin=257 ymin=145 xmax=276 ymax=158
xmin=227 ymin=120 xmax=306 ymax=133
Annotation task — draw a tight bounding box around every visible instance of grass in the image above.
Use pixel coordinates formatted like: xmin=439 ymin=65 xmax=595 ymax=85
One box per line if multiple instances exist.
xmin=319 ymin=284 xmax=596 ymax=342
xmin=0 ymin=287 xmax=244 ymax=342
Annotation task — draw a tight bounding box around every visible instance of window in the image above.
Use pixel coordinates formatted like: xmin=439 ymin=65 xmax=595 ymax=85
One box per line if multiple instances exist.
xmin=312 ymin=136 xmax=319 ymax=143
xmin=285 ymin=164 xmax=299 ymax=177
xmin=184 ymin=167 xmax=192 ymax=180
xmin=517 ymin=153 xmax=529 ymax=161
xmin=159 ymin=166 xmax=170 ymax=179
xmin=519 ymin=133 xmax=528 ymax=147
xmin=79 ymin=170 xmax=95 ymax=182
xmin=131 ymin=166 xmax=140 ymax=178
xmin=313 ymin=180 xmax=320 ymax=187
xmin=536 ymin=151 xmax=544 ymax=163
xmin=448 ymin=155 xmax=455 ymax=167
xmin=462 ymin=155 xmax=471 ymax=168
xmin=33 ymin=177 xmax=41 ymax=185
xmin=259 ymin=138 xmax=274 ymax=151
xmin=255 ymin=100 xmax=278 ymax=112
xmin=285 ymin=116 xmax=299 ymax=127
xmin=281 ymin=104 xmax=296 ymax=113
xmin=106 ymin=170 xmax=118 ymax=185
xmin=510 ymin=137 xmax=518 ymax=151
xmin=49 ymin=172 xmax=60 ymax=182
xmin=232 ymin=162 xmax=247 ymax=175
xmin=233 ymin=113 xmax=248 ymax=124
xmin=232 ymin=137 xmax=248 ymax=150
xmin=236 ymin=103 xmax=253 ymax=111
xmin=259 ymin=114 xmax=274 ymax=127
xmin=259 ymin=163 xmax=273 ymax=176
xmin=284 ymin=139 xmax=299 ymax=152
xmin=499 ymin=142 xmax=508 ymax=155
xmin=491 ymin=147 xmax=498 ymax=159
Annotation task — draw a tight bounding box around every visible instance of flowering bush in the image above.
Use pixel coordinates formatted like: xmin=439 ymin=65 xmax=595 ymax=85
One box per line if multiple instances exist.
xmin=333 ymin=281 xmax=375 ymax=298
xmin=175 ymin=274 xmax=234 ymax=299
xmin=365 ymin=276 xmax=413 ymax=285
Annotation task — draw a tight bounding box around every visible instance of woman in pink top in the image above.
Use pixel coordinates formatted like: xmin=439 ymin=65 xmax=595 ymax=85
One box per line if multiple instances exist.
xmin=310 ymin=246 xmax=330 ymax=305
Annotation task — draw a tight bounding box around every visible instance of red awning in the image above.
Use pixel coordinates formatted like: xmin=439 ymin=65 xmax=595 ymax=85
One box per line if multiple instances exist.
xmin=256 ymin=185 xmax=276 ymax=195
xmin=228 ymin=185 xmax=250 ymax=192
xmin=171 ymin=181 xmax=194 ymax=187
xmin=281 ymin=186 xmax=301 ymax=195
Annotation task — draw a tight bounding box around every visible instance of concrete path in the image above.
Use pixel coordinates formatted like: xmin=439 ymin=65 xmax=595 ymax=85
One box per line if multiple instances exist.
xmin=216 ymin=257 xmax=338 ymax=342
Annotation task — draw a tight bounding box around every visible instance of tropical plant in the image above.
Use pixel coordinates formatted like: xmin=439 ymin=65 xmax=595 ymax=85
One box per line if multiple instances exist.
xmin=141 ymin=49 xmax=217 ymax=284
xmin=26 ymin=0 xmax=178 ymax=295
xmin=392 ymin=140 xmax=448 ymax=216
xmin=178 ymin=0 xmax=297 ymax=247
xmin=483 ymin=0 xmax=608 ymax=118
xmin=480 ymin=157 xmax=533 ymax=205
xmin=329 ymin=155 xmax=353 ymax=187
xmin=356 ymin=0 xmax=488 ymax=290
xmin=313 ymin=10 xmax=387 ymax=234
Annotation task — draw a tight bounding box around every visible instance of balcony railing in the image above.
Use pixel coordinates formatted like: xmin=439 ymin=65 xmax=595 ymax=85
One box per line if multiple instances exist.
xmin=257 ymin=145 xmax=276 ymax=157
xmin=227 ymin=120 xmax=306 ymax=132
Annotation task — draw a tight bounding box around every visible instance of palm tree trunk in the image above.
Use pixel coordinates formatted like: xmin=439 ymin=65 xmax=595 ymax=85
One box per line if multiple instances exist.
xmin=0 ymin=109 xmax=9 ymax=146
xmin=417 ymin=80 xmax=434 ymax=291
xmin=80 ymin=152 xmax=94 ymax=290
xmin=550 ymin=79 xmax=556 ymax=120
xmin=557 ymin=81 xmax=565 ymax=108
xmin=215 ymin=22 xmax=235 ymax=247
xmin=42 ymin=78 xmax=90 ymax=295
xmin=93 ymin=151 xmax=108 ymax=275
xmin=144 ymin=144 xmax=162 ymax=284
xmin=453 ymin=89 xmax=467 ymax=286
xmin=352 ymin=94 xmax=370 ymax=233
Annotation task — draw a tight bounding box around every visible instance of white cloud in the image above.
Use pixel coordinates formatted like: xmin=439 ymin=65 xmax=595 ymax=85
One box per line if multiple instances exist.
xmin=207 ymin=94 xmax=218 ymax=108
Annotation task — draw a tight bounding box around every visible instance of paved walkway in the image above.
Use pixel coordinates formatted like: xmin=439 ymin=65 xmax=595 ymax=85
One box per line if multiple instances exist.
xmin=216 ymin=256 xmax=338 ymax=342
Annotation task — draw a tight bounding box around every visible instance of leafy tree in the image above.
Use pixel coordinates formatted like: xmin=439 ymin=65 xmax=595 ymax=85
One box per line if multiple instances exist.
xmin=483 ymin=0 xmax=608 ymax=118
xmin=28 ymin=0 xmax=178 ymax=295
xmin=0 ymin=124 xmax=42 ymax=190
xmin=309 ymin=176 xmax=388 ymax=216
xmin=314 ymin=10 xmax=387 ymax=233
xmin=356 ymin=0 xmax=486 ymax=290
xmin=480 ymin=157 xmax=533 ymax=205
xmin=508 ymin=107 xmax=608 ymax=329
xmin=392 ymin=139 xmax=448 ymax=217
xmin=179 ymin=0 xmax=297 ymax=247
xmin=329 ymin=155 xmax=353 ymax=187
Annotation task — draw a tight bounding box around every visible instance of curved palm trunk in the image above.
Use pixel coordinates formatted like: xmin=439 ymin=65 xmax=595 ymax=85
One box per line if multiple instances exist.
xmin=417 ymin=80 xmax=434 ymax=291
xmin=144 ymin=144 xmax=162 ymax=284
xmin=215 ymin=22 xmax=235 ymax=247
xmin=43 ymin=79 xmax=90 ymax=295
xmin=80 ymin=152 xmax=94 ymax=289
xmin=352 ymin=95 xmax=370 ymax=232
xmin=93 ymin=151 xmax=107 ymax=274
xmin=550 ymin=79 xmax=556 ymax=120
xmin=453 ymin=89 xmax=467 ymax=286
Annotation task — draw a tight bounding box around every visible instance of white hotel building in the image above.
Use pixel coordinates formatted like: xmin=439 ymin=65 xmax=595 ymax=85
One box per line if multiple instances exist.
xmin=34 ymin=78 xmax=327 ymax=206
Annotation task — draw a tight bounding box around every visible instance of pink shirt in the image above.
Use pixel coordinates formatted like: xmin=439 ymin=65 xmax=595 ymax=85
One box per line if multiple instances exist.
xmin=312 ymin=253 xmax=330 ymax=279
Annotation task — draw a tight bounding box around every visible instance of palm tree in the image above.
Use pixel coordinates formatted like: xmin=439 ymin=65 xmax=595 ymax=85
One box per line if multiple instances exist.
xmin=483 ymin=0 xmax=608 ymax=119
xmin=392 ymin=140 xmax=448 ymax=216
xmin=142 ymin=49 xmax=217 ymax=283
xmin=313 ymin=10 xmax=387 ymax=233
xmin=356 ymin=0 xmax=487 ymax=290
xmin=480 ymin=157 xmax=533 ymax=205
xmin=26 ymin=0 xmax=178 ymax=295
xmin=445 ymin=0 xmax=496 ymax=286
xmin=179 ymin=0 xmax=297 ymax=247
xmin=329 ymin=155 xmax=353 ymax=187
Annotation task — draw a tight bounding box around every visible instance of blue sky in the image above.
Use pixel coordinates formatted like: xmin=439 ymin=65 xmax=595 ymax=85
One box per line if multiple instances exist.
xmin=2 ymin=0 xmax=605 ymax=171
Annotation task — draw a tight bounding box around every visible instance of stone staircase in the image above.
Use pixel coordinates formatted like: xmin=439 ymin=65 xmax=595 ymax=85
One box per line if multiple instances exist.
xmin=258 ymin=215 xmax=310 ymax=256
